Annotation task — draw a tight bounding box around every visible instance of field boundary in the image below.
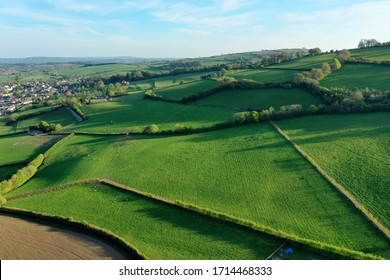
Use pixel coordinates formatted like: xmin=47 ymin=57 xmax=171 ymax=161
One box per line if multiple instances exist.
xmin=6 ymin=177 xmax=383 ymax=260
xmin=269 ymin=120 xmax=390 ymax=240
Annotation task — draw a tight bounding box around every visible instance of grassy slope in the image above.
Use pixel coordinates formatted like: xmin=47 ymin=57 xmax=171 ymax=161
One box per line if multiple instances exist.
xmin=0 ymin=164 xmax=24 ymax=181
xmin=6 ymin=183 xmax=288 ymax=260
xmin=320 ymin=63 xmax=390 ymax=90
xmin=194 ymin=88 xmax=321 ymax=110
xmin=0 ymin=126 xmax=15 ymax=136
xmin=228 ymin=69 xmax=298 ymax=83
xmin=155 ymin=80 xmax=217 ymax=100
xmin=16 ymin=108 xmax=76 ymax=132
xmin=268 ymin=53 xmax=335 ymax=69
xmin=66 ymin=98 xmax=235 ymax=133
xmin=9 ymin=124 xmax=390 ymax=258
xmin=277 ymin=113 xmax=390 ymax=228
xmin=351 ymin=47 xmax=390 ymax=61
xmin=0 ymin=134 xmax=61 ymax=165
xmin=127 ymin=72 xmax=216 ymax=92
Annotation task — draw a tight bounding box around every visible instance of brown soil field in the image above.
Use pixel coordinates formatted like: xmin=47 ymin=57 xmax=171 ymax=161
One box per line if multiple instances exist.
xmin=0 ymin=215 xmax=128 ymax=260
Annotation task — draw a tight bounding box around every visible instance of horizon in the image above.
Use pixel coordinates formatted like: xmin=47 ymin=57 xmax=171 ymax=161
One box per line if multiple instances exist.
xmin=0 ymin=0 xmax=389 ymax=58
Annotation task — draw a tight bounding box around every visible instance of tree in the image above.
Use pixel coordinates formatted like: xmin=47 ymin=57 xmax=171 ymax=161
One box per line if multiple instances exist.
xmin=310 ymin=68 xmax=324 ymax=80
xmin=309 ymin=48 xmax=322 ymax=56
xmin=97 ymin=80 xmax=105 ymax=90
xmin=321 ymin=62 xmax=331 ymax=75
xmin=331 ymin=58 xmax=342 ymax=71
xmin=337 ymin=49 xmax=351 ymax=62
xmin=220 ymin=68 xmax=227 ymax=76
xmin=9 ymin=113 xmax=19 ymax=122
xmin=143 ymin=124 xmax=159 ymax=134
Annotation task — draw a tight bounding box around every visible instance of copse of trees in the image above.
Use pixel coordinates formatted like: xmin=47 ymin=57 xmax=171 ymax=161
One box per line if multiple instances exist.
xmin=358 ymin=39 xmax=390 ymax=48
xmin=30 ymin=121 xmax=62 ymax=132
xmin=308 ymin=48 xmax=322 ymax=56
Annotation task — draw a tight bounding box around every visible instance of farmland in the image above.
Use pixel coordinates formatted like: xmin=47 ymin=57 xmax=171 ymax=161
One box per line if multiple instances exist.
xmin=65 ymin=97 xmax=235 ymax=133
xmin=227 ymin=69 xmax=297 ymax=83
xmin=268 ymin=53 xmax=335 ymax=69
xmin=351 ymin=47 xmax=390 ymax=61
xmin=0 ymin=134 xmax=62 ymax=165
xmin=1 ymin=46 xmax=389 ymax=261
xmin=277 ymin=113 xmax=390 ymax=228
xmin=321 ymin=63 xmax=390 ymax=90
xmin=194 ymin=88 xmax=321 ymax=110
xmin=7 ymin=124 xmax=390 ymax=258
xmin=155 ymin=80 xmax=217 ymax=100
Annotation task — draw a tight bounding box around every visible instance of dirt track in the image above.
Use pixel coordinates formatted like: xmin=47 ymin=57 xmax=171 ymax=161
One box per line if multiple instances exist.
xmin=0 ymin=215 xmax=127 ymax=260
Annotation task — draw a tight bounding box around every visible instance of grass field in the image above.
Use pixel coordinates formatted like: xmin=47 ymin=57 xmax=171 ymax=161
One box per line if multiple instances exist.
xmin=227 ymin=69 xmax=298 ymax=83
xmin=0 ymin=126 xmax=16 ymax=136
xmin=0 ymin=107 xmax=59 ymax=124
xmin=6 ymin=183 xmax=293 ymax=260
xmin=127 ymin=71 xmax=217 ymax=92
xmin=194 ymin=88 xmax=321 ymax=110
xmin=9 ymin=124 xmax=390 ymax=258
xmin=155 ymin=80 xmax=217 ymax=100
xmin=65 ymin=97 xmax=235 ymax=133
xmin=16 ymin=108 xmax=76 ymax=132
xmin=321 ymin=63 xmax=390 ymax=90
xmin=351 ymin=47 xmax=390 ymax=61
xmin=277 ymin=113 xmax=390 ymax=228
xmin=268 ymin=53 xmax=335 ymax=69
xmin=0 ymin=134 xmax=62 ymax=165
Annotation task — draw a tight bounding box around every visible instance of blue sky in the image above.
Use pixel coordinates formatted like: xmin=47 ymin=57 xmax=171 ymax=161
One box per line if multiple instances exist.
xmin=0 ymin=0 xmax=389 ymax=58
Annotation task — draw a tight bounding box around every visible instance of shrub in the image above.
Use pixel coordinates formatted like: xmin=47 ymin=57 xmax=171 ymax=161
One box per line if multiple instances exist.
xmin=0 ymin=195 xmax=6 ymax=205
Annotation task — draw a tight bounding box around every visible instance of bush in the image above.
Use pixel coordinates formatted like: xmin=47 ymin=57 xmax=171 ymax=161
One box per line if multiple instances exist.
xmin=143 ymin=124 xmax=159 ymax=134
xmin=0 ymin=195 xmax=6 ymax=205
xmin=28 ymin=154 xmax=45 ymax=168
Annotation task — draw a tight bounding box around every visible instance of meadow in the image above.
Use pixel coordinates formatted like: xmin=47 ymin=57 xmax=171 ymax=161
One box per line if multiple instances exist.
xmin=268 ymin=53 xmax=335 ymax=69
xmin=194 ymin=88 xmax=321 ymax=110
xmin=7 ymin=183 xmax=291 ymax=260
xmin=227 ymin=68 xmax=297 ymax=83
xmin=65 ymin=97 xmax=235 ymax=133
xmin=154 ymin=80 xmax=217 ymax=100
xmin=9 ymin=124 xmax=390 ymax=258
xmin=320 ymin=63 xmax=390 ymax=90
xmin=351 ymin=47 xmax=390 ymax=61
xmin=0 ymin=134 xmax=61 ymax=165
xmin=277 ymin=113 xmax=390 ymax=228
xmin=127 ymin=71 xmax=217 ymax=92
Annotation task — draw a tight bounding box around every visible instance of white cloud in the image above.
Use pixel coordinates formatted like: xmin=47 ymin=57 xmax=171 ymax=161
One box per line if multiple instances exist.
xmin=175 ymin=28 xmax=210 ymax=36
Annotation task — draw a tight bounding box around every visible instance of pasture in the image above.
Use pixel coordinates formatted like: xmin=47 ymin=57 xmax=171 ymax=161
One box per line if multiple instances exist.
xmin=7 ymin=183 xmax=288 ymax=260
xmin=268 ymin=53 xmax=335 ymax=70
xmin=127 ymin=71 xmax=217 ymax=92
xmin=0 ymin=134 xmax=61 ymax=165
xmin=155 ymin=80 xmax=217 ymax=100
xmin=194 ymin=88 xmax=321 ymax=110
xmin=227 ymin=68 xmax=297 ymax=83
xmin=66 ymin=97 xmax=235 ymax=133
xmin=277 ymin=113 xmax=390 ymax=228
xmin=320 ymin=63 xmax=390 ymax=90
xmin=351 ymin=47 xmax=390 ymax=61
xmin=9 ymin=124 xmax=390 ymax=258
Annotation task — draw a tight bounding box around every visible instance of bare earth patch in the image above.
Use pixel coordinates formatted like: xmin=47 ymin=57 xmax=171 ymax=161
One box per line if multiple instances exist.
xmin=0 ymin=215 xmax=127 ymax=260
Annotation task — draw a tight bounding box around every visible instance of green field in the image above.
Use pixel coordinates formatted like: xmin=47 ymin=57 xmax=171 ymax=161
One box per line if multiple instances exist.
xmin=9 ymin=124 xmax=390 ymax=258
xmin=321 ymin=63 xmax=390 ymax=90
xmin=268 ymin=53 xmax=335 ymax=69
xmin=155 ymin=80 xmax=217 ymax=100
xmin=127 ymin=71 xmax=217 ymax=92
xmin=277 ymin=113 xmax=390 ymax=228
xmin=0 ymin=134 xmax=62 ymax=165
xmin=16 ymin=108 xmax=76 ymax=132
xmin=6 ymin=183 xmax=296 ymax=260
xmin=65 ymin=97 xmax=235 ymax=133
xmin=228 ymin=69 xmax=298 ymax=83
xmin=194 ymin=88 xmax=321 ymax=110
xmin=351 ymin=47 xmax=390 ymax=61
xmin=0 ymin=125 xmax=15 ymax=136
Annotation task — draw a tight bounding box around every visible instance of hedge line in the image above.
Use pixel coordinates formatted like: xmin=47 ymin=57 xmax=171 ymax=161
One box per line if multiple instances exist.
xmin=0 ymin=154 xmax=44 ymax=195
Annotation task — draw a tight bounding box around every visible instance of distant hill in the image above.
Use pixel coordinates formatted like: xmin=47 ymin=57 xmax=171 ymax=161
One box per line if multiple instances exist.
xmin=0 ymin=56 xmax=175 ymax=64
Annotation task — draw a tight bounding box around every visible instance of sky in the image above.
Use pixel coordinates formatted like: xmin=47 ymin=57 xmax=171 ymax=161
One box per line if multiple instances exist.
xmin=0 ymin=0 xmax=389 ymax=58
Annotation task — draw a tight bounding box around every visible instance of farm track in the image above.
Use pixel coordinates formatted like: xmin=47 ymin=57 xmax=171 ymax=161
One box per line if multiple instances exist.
xmin=269 ymin=120 xmax=390 ymax=240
